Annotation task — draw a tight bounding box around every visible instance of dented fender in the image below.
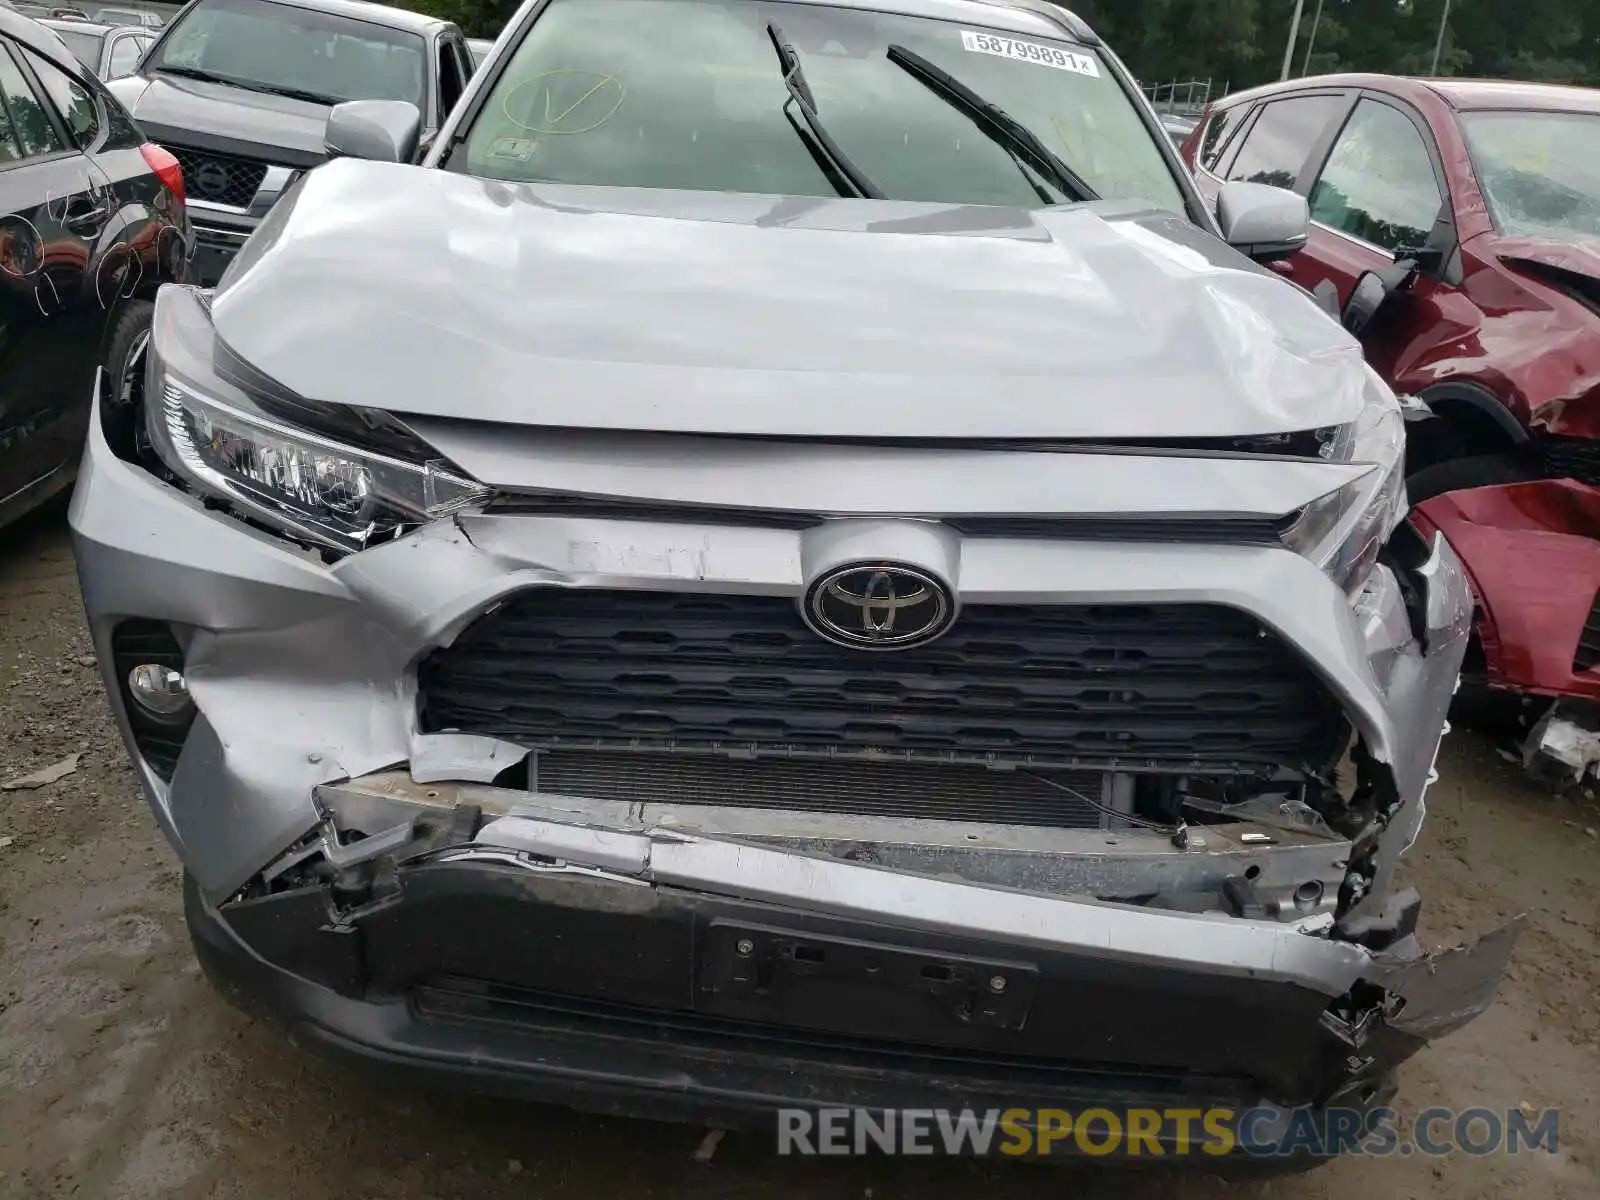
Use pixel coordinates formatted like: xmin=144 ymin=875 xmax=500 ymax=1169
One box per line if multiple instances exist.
xmin=1413 ymin=479 xmax=1600 ymax=698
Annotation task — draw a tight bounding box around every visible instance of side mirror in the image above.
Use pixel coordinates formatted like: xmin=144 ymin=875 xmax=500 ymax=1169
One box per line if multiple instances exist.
xmin=1215 ymin=180 xmax=1310 ymax=263
xmin=324 ymin=100 xmax=421 ymax=164
xmin=1341 ymin=260 xmax=1420 ymax=335
xmin=1342 ymin=271 xmax=1390 ymax=336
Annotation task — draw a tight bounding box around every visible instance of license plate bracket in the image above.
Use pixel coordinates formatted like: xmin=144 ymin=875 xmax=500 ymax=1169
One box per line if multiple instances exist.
xmin=698 ymin=920 xmax=1037 ymax=1033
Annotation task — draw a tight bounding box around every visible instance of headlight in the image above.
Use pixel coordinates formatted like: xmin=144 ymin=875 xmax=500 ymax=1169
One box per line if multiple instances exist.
xmin=144 ymin=287 xmax=489 ymax=554
xmin=1281 ymin=373 xmax=1408 ymax=593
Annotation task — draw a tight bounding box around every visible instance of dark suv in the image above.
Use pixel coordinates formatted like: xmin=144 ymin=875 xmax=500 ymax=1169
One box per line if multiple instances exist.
xmin=0 ymin=8 xmax=188 ymax=530
xmin=106 ymin=0 xmax=475 ymax=284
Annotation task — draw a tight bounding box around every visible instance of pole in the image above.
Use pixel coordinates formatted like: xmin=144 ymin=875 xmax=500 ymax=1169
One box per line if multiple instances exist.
xmin=1429 ymin=0 xmax=1453 ymax=75
xmin=1280 ymin=0 xmax=1306 ymax=80
xmin=1301 ymin=0 xmax=1325 ymax=75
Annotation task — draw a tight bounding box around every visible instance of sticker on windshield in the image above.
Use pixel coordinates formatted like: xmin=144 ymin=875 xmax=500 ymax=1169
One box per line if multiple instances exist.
xmin=487 ymin=135 xmax=542 ymax=162
xmin=960 ymin=30 xmax=1099 ymax=76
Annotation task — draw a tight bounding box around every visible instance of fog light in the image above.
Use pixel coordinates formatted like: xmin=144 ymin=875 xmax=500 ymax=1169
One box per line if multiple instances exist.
xmin=128 ymin=664 xmax=190 ymax=716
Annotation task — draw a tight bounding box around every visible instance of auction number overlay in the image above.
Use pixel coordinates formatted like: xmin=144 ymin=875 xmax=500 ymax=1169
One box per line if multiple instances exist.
xmin=959 ymin=30 xmax=1099 ymax=76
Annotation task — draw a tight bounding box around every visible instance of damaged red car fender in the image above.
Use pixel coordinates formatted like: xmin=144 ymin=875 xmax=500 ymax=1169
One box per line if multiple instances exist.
xmin=1412 ymin=479 xmax=1600 ymax=697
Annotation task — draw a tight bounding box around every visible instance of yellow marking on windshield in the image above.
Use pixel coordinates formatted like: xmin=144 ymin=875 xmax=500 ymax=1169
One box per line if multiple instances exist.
xmin=503 ymin=69 xmax=627 ymax=135
xmin=1505 ymin=138 xmax=1552 ymax=175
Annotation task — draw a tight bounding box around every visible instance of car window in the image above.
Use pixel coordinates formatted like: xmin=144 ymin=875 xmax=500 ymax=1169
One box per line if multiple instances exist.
xmin=1197 ymin=102 xmax=1248 ymax=172
xmin=0 ymin=48 xmax=28 ymax=163
xmin=81 ymin=65 xmax=143 ymax=144
xmin=0 ymin=45 xmax=66 ymax=159
xmin=459 ymin=0 xmax=1187 ymax=213
xmin=1224 ymin=94 xmax=1343 ymax=189
xmin=1309 ymin=98 xmax=1442 ymax=254
xmin=51 ymin=27 xmax=105 ymax=70
xmin=151 ymin=0 xmax=426 ymax=106
xmin=21 ymin=47 xmax=100 ymax=146
xmin=108 ymin=31 xmax=145 ymax=77
xmin=1461 ymin=110 xmax=1600 ymax=242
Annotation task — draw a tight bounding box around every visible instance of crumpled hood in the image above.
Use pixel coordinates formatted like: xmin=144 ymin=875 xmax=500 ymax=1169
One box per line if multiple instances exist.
xmin=1495 ymin=236 xmax=1600 ymax=283
xmin=112 ymin=73 xmax=330 ymax=164
xmin=211 ymin=157 xmax=1375 ymax=440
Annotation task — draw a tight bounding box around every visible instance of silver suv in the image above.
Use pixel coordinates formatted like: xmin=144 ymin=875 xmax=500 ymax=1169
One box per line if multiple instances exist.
xmin=71 ymin=0 xmax=1515 ymax=1164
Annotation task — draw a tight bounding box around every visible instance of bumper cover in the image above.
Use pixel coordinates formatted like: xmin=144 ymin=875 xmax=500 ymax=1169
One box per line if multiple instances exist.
xmin=70 ymin=373 xmax=1518 ymax=1125
xmin=187 ymin=837 xmax=1519 ymax=1139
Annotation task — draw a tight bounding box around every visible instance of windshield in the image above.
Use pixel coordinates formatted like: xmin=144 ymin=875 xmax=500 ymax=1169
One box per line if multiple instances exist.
xmin=458 ymin=0 xmax=1183 ymax=211
xmin=1461 ymin=110 xmax=1600 ymax=241
xmin=149 ymin=0 xmax=425 ymax=106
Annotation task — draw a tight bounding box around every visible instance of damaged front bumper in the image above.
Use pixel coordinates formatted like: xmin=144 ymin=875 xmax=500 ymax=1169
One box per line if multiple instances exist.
xmin=70 ymin=369 xmax=1519 ymax=1148
xmin=186 ymin=785 xmax=1520 ymax=1144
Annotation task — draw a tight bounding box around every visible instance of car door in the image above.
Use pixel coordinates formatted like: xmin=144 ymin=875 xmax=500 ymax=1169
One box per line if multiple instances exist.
xmin=0 ymin=35 xmax=111 ymax=508
xmin=1275 ymin=95 xmax=1454 ymax=382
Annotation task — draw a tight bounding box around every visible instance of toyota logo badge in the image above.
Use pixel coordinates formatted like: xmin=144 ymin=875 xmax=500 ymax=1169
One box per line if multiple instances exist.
xmin=802 ymin=563 xmax=956 ymax=650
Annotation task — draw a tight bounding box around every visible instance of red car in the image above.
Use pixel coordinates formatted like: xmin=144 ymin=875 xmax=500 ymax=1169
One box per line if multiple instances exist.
xmin=1181 ymin=75 xmax=1600 ymax=776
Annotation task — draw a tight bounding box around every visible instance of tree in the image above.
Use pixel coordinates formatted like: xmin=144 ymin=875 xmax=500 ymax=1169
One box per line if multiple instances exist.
xmin=380 ymin=0 xmax=1600 ymax=88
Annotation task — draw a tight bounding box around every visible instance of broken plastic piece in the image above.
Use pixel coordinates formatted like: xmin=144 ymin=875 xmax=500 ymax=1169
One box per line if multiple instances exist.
xmin=1522 ymin=703 xmax=1600 ymax=785
xmin=1 ymin=753 xmax=82 ymax=791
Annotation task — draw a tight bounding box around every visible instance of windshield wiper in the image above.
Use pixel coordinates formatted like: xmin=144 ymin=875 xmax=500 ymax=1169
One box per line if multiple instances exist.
xmin=155 ymin=64 xmax=340 ymax=106
xmin=766 ymin=22 xmax=885 ymax=200
xmin=885 ymin=43 xmax=1097 ymax=204
xmin=154 ymin=64 xmax=246 ymax=86
xmin=244 ymin=82 xmax=344 ymax=106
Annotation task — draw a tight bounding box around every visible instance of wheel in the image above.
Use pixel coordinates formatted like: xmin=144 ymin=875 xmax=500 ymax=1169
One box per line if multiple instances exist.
xmin=1405 ymin=452 xmax=1540 ymax=504
xmin=100 ymin=299 xmax=154 ymax=459
xmin=1405 ymin=453 xmax=1550 ymax=736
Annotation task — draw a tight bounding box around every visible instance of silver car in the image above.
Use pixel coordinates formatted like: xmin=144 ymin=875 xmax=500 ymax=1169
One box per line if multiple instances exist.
xmin=71 ymin=0 xmax=1516 ymax=1164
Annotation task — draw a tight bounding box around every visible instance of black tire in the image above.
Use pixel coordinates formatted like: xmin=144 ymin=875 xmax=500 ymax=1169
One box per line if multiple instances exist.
xmin=1405 ymin=453 xmax=1540 ymax=504
xmin=100 ymin=299 xmax=154 ymax=458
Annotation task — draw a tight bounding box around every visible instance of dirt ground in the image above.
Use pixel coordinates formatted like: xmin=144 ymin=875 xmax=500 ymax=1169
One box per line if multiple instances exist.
xmin=0 ymin=503 xmax=1597 ymax=1200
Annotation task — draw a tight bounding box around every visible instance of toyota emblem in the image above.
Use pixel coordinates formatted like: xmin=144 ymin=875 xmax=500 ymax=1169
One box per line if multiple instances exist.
xmin=802 ymin=563 xmax=956 ymax=650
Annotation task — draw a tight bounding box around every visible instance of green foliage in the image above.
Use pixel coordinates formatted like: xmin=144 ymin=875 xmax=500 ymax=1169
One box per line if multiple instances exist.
xmin=1087 ymin=0 xmax=1600 ymax=91
xmin=380 ymin=0 xmax=1600 ymax=86
xmin=386 ymin=0 xmax=510 ymax=38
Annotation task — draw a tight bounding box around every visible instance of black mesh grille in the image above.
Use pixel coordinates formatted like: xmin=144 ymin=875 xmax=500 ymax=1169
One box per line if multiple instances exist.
xmin=1574 ymin=591 xmax=1600 ymax=673
xmin=163 ymin=144 xmax=268 ymax=209
xmin=1540 ymin=434 xmax=1600 ymax=487
xmin=418 ymin=591 xmax=1346 ymax=775
xmin=533 ymin=749 xmax=1110 ymax=827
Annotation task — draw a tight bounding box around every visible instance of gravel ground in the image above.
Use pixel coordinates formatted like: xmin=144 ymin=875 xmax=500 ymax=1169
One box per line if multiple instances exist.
xmin=1 ymin=503 xmax=1597 ymax=1199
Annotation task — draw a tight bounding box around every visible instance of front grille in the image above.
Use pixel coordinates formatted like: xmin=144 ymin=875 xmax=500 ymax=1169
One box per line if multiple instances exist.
xmin=1539 ymin=434 xmax=1600 ymax=486
xmin=533 ymin=749 xmax=1111 ymax=827
xmin=1574 ymin=590 xmax=1600 ymax=673
xmin=483 ymin=494 xmax=1289 ymax=544
xmin=412 ymin=978 xmax=1251 ymax=1102
xmin=418 ymin=591 xmax=1346 ymax=780
xmin=163 ymin=144 xmax=268 ymax=209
